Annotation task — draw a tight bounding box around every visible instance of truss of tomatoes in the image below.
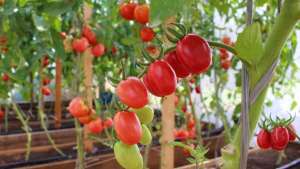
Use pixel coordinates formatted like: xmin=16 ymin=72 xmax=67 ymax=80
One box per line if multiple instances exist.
xmin=257 ymin=116 xmax=298 ymax=151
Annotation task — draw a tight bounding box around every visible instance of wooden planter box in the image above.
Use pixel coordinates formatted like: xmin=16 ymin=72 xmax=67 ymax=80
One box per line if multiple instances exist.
xmin=176 ymin=142 xmax=300 ymax=169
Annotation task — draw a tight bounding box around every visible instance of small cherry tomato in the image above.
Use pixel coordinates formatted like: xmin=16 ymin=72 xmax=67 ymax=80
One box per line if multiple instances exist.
xmin=220 ymin=50 xmax=229 ymax=60
xmin=134 ymin=4 xmax=149 ymax=24
xmin=195 ymin=86 xmax=201 ymax=94
xmin=222 ymin=35 xmax=231 ymax=45
xmin=42 ymin=78 xmax=51 ymax=86
xmin=174 ymin=129 xmax=189 ymax=140
xmin=103 ymin=118 xmax=114 ymax=128
xmin=82 ymin=26 xmax=97 ymax=45
xmin=41 ymin=86 xmax=51 ymax=96
xmin=60 ymin=32 xmax=67 ymax=39
xmin=140 ymin=27 xmax=155 ymax=42
xmin=88 ymin=118 xmax=104 ymax=134
xmin=187 ymin=118 xmax=195 ymax=130
xmin=91 ymin=43 xmax=105 ymax=58
xmin=257 ymin=129 xmax=271 ymax=149
xmin=271 ymin=126 xmax=289 ymax=151
xmin=221 ymin=59 xmax=231 ymax=70
xmin=68 ymin=97 xmax=90 ymax=118
xmin=42 ymin=56 xmax=50 ymax=68
xmin=72 ymin=37 xmax=89 ymax=53
xmin=78 ymin=115 xmax=92 ymax=125
xmin=2 ymin=73 xmax=9 ymax=82
xmin=119 ymin=2 xmax=137 ymax=20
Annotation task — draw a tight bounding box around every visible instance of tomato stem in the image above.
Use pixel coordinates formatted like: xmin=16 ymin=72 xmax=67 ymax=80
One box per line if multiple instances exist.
xmin=207 ymin=41 xmax=237 ymax=55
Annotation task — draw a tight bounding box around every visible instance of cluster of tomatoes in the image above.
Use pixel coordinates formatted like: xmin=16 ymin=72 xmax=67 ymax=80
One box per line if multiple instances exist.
xmin=69 ymin=25 xmax=105 ymax=58
xmin=219 ymin=35 xmax=233 ymax=70
xmin=257 ymin=117 xmax=297 ymax=151
xmin=41 ymin=56 xmax=52 ymax=96
xmin=68 ymin=97 xmax=113 ymax=134
xmin=119 ymin=2 xmax=155 ymax=42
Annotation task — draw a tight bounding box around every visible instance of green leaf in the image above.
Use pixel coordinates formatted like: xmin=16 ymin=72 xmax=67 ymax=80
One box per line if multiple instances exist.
xmin=150 ymin=0 xmax=185 ymax=25
xmin=32 ymin=13 xmax=49 ymax=31
xmin=235 ymin=23 xmax=263 ymax=65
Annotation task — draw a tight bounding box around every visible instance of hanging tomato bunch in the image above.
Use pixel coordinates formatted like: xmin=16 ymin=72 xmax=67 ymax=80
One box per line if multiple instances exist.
xmin=257 ymin=115 xmax=298 ymax=151
xmin=219 ymin=35 xmax=234 ymax=70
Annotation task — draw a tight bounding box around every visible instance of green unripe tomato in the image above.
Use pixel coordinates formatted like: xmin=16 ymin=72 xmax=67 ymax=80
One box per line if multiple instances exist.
xmin=130 ymin=106 xmax=154 ymax=124
xmin=114 ymin=141 xmax=143 ymax=169
xmin=140 ymin=125 xmax=152 ymax=145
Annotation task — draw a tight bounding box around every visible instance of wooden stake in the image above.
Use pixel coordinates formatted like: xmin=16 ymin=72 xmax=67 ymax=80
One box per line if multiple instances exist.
xmin=160 ymin=94 xmax=175 ymax=169
xmin=54 ymin=58 xmax=62 ymax=129
xmin=83 ymin=49 xmax=94 ymax=152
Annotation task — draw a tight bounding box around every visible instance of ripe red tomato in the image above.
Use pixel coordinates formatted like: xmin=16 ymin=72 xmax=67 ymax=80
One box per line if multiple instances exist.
xmin=271 ymin=127 xmax=289 ymax=151
xmin=41 ymin=86 xmax=51 ymax=96
xmin=82 ymin=26 xmax=97 ymax=45
xmin=176 ymin=34 xmax=212 ymax=74
xmin=116 ymin=77 xmax=148 ymax=108
xmin=103 ymin=118 xmax=114 ymax=128
xmin=119 ymin=2 xmax=137 ymax=20
xmin=257 ymin=129 xmax=271 ymax=149
xmin=134 ymin=4 xmax=149 ymax=24
xmin=72 ymin=37 xmax=89 ymax=53
xmin=288 ymin=124 xmax=296 ymax=141
xmin=42 ymin=56 xmax=50 ymax=68
xmin=189 ymin=79 xmax=195 ymax=84
xmin=146 ymin=45 xmax=158 ymax=55
xmin=143 ymin=60 xmax=177 ymax=97
xmin=111 ymin=46 xmax=117 ymax=54
xmin=182 ymin=144 xmax=194 ymax=157
xmin=174 ymin=129 xmax=189 ymax=140
xmin=195 ymin=86 xmax=201 ymax=94
xmin=181 ymin=104 xmax=187 ymax=113
xmin=92 ymin=43 xmax=105 ymax=58
xmin=42 ymin=78 xmax=51 ymax=86
xmin=220 ymin=50 xmax=229 ymax=60
xmin=88 ymin=118 xmax=104 ymax=134
xmin=187 ymin=118 xmax=195 ymax=130
xmin=164 ymin=51 xmax=190 ymax=78
xmin=221 ymin=59 xmax=231 ymax=70
xmin=219 ymin=48 xmax=227 ymax=54
xmin=188 ymin=127 xmax=196 ymax=139
xmin=2 ymin=73 xmax=9 ymax=82
xmin=222 ymin=35 xmax=231 ymax=45
xmin=60 ymin=32 xmax=67 ymax=39
xmin=0 ymin=109 xmax=4 ymax=120
xmin=114 ymin=111 xmax=142 ymax=145
xmin=140 ymin=27 xmax=155 ymax=42
xmin=78 ymin=115 xmax=92 ymax=124
xmin=67 ymin=97 xmax=90 ymax=118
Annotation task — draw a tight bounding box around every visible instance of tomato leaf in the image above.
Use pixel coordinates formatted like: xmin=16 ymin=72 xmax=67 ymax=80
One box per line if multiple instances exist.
xmin=150 ymin=0 xmax=185 ymax=25
xmin=235 ymin=23 xmax=263 ymax=65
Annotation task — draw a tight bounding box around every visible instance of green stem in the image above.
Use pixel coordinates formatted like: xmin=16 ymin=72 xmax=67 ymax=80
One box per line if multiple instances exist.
xmin=222 ymin=1 xmax=300 ymax=169
xmin=208 ymin=41 xmax=237 ymax=55
xmin=75 ymin=120 xmax=85 ymax=169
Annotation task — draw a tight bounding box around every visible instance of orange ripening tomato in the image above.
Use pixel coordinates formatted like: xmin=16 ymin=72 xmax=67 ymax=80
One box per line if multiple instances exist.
xmin=41 ymin=86 xmax=51 ymax=96
xmin=134 ymin=4 xmax=149 ymax=24
xmin=119 ymin=2 xmax=137 ymax=20
xmin=88 ymin=118 xmax=104 ymax=134
xmin=67 ymin=97 xmax=90 ymax=118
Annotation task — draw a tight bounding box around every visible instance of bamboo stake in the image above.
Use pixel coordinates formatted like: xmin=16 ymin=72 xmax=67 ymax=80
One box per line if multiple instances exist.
xmin=55 ymin=57 xmax=62 ymax=129
xmin=160 ymin=94 xmax=176 ymax=169
xmin=83 ymin=48 xmax=94 ymax=152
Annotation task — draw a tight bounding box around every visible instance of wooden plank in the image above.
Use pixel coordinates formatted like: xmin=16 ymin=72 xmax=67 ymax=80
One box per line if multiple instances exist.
xmin=160 ymin=93 xmax=176 ymax=169
xmin=55 ymin=58 xmax=62 ymax=128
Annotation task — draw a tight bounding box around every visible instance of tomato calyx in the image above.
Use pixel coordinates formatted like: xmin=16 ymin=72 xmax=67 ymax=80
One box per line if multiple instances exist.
xmin=165 ymin=23 xmax=187 ymax=43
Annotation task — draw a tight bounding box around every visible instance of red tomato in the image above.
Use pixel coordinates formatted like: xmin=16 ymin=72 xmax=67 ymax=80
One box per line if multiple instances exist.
xmin=134 ymin=4 xmax=149 ymax=24
xmin=222 ymin=35 xmax=231 ymax=45
xmin=220 ymin=50 xmax=229 ymax=60
xmin=1 ymin=47 xmax=8 ymax=53
xmin=271 ymin=127 xmax=289 ymax=151
xmin=2 ymin=73 xmax=9 ymax=82
xmin=188 ymin=127 xmax=196 ymax=139
xmin=143 ymin=60 xmax=177 ymax=97
xmin=67 ymin=97 xmax=90 ymax=118
xmin=288 ymin=124 xmax=296 ymax=141
xmin=88 ymin=118 xmax=104 ymax=134
xmin=0 ymin=109 xmax=4 ymax=120
xmin=116 ymin=77 xmax=148 ymax=108
xmin=195 ymin=86 xmax=201 ymax=94
xmin=119 ymin=2 xmax=137 ymax=20
xmin=164 ymin=51 xmax=190 ymax=78
xmin=189 ymin=79 xmax=195 ymax=84
xmin=146 ymin=45 xmax=158 ymax=55
xmin=82 ymin=26 xmax=97 ymax=45
xmin=187 ymin=118 xmax=195 ymax=130
xmin=219 ymin=48 xmax=227 ymax=54
xmin=140 ymin=27 xmax=155 ymax=42
xmin=176 ymin=34 xmax=212 ymax=74
xmin=103 ymin=118 xmax=114 ymax=128
xmin=257 ymin=129 xmax=271 ymax=149
xmin=174 ymin=129 xmax=189 ymax=140
xmin=114 ymin=111 xmax=142 ymax=145
xmin=42 ymin=78 xmax=51 ymax=86
xmin=181 ymin=104 xmax=187 ymax=113
xmin=72 ymin=37 xmax=89 ymax=53
xmin=42 ymin=56 xmax=50 ymax=68
xmin=78 ymin=115 xmax=92 ymax=124
xmin=41 ymin=86 xmax=51 ymax=96
xmin=221 ymin=59 xmax=231 ymax=70
xmin=111 ymin=46 xmax=117 ymax=54
xmin=92 ymin=43 xmax=105 ymax=58
xmin=60 ymin=32 xmax=67 ymax=39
